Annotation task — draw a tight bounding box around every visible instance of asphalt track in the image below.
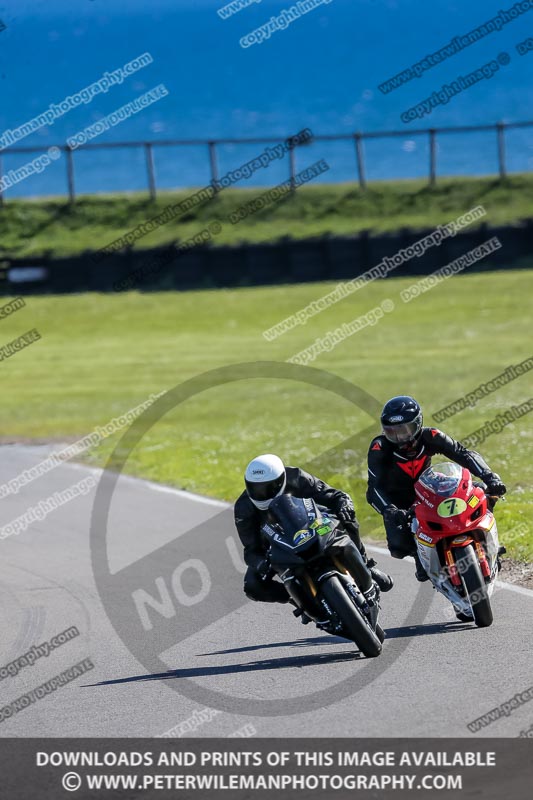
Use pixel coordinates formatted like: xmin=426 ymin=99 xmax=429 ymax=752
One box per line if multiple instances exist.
xmin=1 ymin=444 xmax=532 ymax=738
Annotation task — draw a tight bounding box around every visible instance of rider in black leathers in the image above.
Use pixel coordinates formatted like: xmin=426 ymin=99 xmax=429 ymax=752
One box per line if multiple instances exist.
xmin=367 ymin=396 xmax=506 ymax=581
xmin=234 ymin=454 xmax=393 ymax=612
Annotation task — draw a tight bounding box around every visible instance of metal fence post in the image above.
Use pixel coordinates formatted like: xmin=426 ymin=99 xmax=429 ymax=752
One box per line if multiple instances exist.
xmin=208 ymin=141 xmax=219 ymax=191
xmin=497 ymin=122 xmax=507 ymax=180
xmin=144 ymin=143 xmax=157 ymax=201
xmin=4 ymin=120 xmax=533 ymax=202
xmin=354 ymin=133 xmax=366 ymax=190
xmin=66 ymin=146 xmax=76 ymax=205
xmin=289 ymin=143 xmax=296 ymax=191
xmin=429 ymin=129 xmax=437 ymax=187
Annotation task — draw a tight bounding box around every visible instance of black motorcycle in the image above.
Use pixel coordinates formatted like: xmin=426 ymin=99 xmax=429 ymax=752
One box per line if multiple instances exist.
xmin=261 ymin=494 xmax=383 ymax=658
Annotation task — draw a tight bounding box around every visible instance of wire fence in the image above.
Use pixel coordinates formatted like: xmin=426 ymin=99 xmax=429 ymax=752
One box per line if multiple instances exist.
xmin=1 ymin=119 xmax=532 ymax=205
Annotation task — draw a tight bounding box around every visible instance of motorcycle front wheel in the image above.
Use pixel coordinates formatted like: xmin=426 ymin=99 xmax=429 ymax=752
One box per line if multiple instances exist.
xmin=320 ymin=575 xmax=382 ymax=657
xmin=454 ymin=545 xmax=493 ymax=628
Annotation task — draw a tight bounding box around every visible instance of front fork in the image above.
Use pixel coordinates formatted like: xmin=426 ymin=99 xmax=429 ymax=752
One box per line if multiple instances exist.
xmin=278 ymin=558 xmax=373 ymax=626
xmin=443 ymin=539 xmax=491 ymax=588
xmin=277 ymin=568 xmax=326 ymax=622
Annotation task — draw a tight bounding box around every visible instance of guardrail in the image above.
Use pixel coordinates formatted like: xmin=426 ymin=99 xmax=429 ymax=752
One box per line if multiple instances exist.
xmin=0 ymin=119 xmax=532 ymax=205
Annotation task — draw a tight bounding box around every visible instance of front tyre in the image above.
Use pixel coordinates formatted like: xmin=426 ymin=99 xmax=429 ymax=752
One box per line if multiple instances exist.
xmin=320 ymin=575 xmax=382 ymax=657
xmin=454 ymin=545 xmax=493 ymax=628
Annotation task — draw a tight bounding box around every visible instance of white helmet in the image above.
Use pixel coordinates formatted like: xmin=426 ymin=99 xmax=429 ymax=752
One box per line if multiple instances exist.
xmin=245 ymin=454 xmax=286 ymax=510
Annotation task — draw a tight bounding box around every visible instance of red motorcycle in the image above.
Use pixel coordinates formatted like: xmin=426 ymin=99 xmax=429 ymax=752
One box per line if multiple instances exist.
xmin=412 ymin=462 xmax=502 ymax=627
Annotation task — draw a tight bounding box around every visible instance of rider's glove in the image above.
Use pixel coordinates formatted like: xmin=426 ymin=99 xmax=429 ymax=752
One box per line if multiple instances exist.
xmin=484 ymin=474 xmax=506 ymax=497
xmin=383 ymin=504 xmax=408 ymax=525
xmin=337 ymin=504 xmax=356 ymax=526
xmin=383 ymin=504 xmax=397 ymax=522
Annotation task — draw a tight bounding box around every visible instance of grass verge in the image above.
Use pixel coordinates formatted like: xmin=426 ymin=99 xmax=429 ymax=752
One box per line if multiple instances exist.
xmin=0 ymin=269 xmax=532 ymax=559
xmin=2 ymin=174 xmax=533 ymax=258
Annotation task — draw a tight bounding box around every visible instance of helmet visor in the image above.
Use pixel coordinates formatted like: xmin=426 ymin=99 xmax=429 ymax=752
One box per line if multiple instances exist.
xmin=245 ymin=474 xmax=285 ymax=503
xmin=382 ymin=420 xmax=420 ymax=444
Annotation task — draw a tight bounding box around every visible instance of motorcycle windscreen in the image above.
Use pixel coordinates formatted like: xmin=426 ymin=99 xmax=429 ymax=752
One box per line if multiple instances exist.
xmin=268 ymin=494 xmax=316 ymax=536
xmin=418 ymin=461 xmax=463 ymax=497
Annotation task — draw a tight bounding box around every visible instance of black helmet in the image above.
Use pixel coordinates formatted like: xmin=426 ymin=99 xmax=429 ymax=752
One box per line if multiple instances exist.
xmin=381 ymin=396 xmax=423 ymax=446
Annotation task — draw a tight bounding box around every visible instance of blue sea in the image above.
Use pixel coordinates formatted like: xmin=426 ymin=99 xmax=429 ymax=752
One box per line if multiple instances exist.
xmin=0 ymin=0 xmax=532 ymax=198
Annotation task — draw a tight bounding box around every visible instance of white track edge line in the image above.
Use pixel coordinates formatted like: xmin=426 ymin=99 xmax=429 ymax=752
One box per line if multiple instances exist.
xmin=67 ymin=460 xmax=227 ymax=507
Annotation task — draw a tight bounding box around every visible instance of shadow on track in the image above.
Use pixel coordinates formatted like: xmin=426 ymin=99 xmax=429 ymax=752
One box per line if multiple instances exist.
xmin=84 ymin=647 xmax=366 ymax=688
xmin=201 ymin=622 xmax=473 ymax=656
xmin=197 ymin=635 xmax=342 ymax=656
xmin=383 ymin=621 xmax=472 ymax=639
xmin=85 ymin=623 xmax=474 ymax=689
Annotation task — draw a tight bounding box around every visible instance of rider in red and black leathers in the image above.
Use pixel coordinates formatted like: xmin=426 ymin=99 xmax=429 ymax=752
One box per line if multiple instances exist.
xmin=367 ymin=396 xmax=506 ymax=581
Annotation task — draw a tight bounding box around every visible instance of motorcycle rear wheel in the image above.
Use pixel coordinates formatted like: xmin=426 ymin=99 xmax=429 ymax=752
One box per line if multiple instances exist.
xmin=320 ymin=575 xmax=382 ymax=657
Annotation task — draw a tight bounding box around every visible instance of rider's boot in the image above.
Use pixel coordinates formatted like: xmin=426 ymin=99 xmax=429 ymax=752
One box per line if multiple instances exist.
xmin=292 ymin=602 xmax=327 ymax=629
xmin=454 ymin=606 xmax=474 ymax=622
xmin=366 ymin=558 xmax=394 ymax=592
xmin=292 ymin=605 xmax=312 ymax=624
xmin=413 ymin=550 xmax=429 ymax=582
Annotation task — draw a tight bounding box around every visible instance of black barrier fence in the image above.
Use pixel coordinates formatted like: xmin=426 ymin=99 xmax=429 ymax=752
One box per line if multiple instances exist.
xmin=0 ymin=738 xmax=531 ymax=799
xmin=1 ymin=119 xmax=532 ymax=205
xmin=0 ymin=220 xmax=531 ymax=295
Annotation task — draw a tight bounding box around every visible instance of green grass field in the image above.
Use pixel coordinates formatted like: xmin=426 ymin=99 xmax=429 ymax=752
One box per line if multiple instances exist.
xmin=2 ymin=174 xmax=533 ymax=258
xmin=1 ymin=269 xmax=532 ymax=559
